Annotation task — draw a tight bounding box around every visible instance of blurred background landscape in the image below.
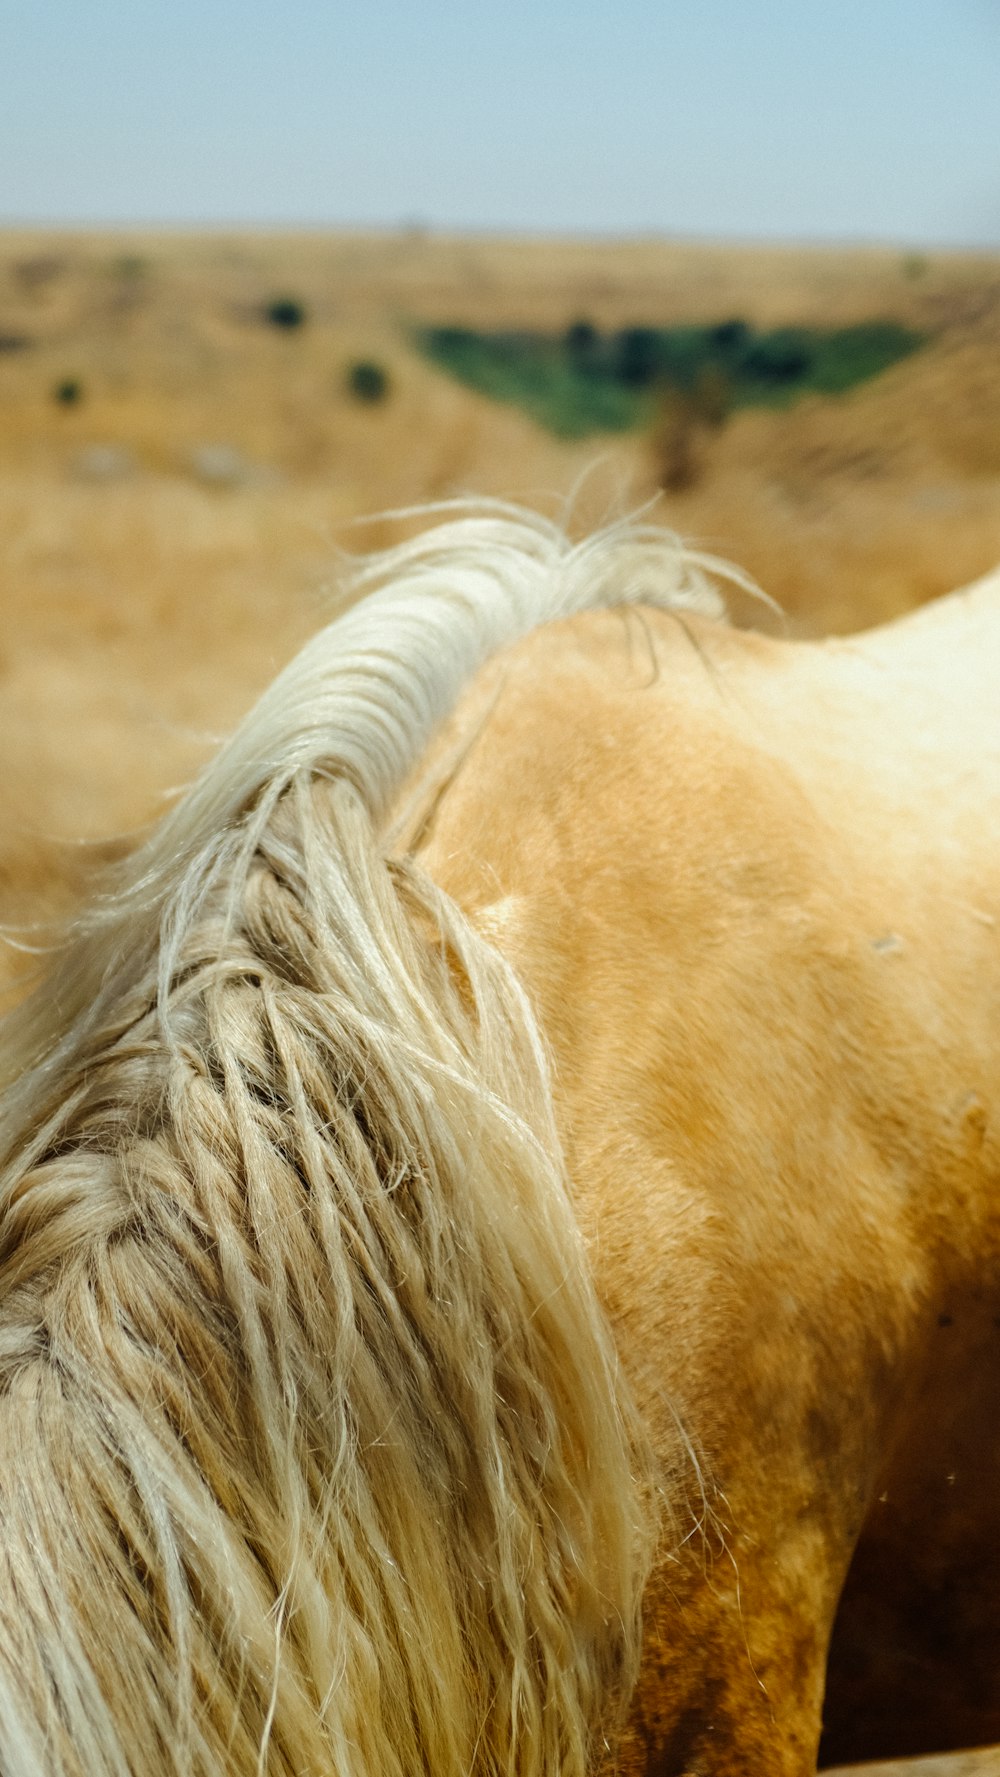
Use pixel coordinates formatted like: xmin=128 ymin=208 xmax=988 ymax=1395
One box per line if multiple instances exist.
xmin=2 ymin=8 xmax=1000 ymax=1768
xmin=1 ymin=0 xmax=999 ymax=998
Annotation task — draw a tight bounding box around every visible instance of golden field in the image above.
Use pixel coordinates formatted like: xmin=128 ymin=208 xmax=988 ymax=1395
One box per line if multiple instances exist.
xmin=1 ymin=228 xmax=1000 ymax=994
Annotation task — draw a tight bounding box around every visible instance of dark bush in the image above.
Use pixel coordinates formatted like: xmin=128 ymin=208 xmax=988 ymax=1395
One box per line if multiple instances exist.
xmin=418 ymin=323 xmax=636 ymax=437
xmin=264 ymin=297 xmax=307 ymax=331
xmin=565 ymin=319 xmax=598 ymax=356
xmin=709 ymin=318 xmax=751 ymax=357
xmin=347 ymin=360 xmax=390 ymax=404
xmin=656 ymin=327 xmax=715 ymax=392
xmin=564 ymin=320 xmax=602 ymax=375
xmin=426 ymin=325 xmax=475 ymax=354
xmin=743 ymin=328 xmax=814 ymax=385
xmin=615 ymin=327 xmax=662 ymax=389
xmin=53 ymin=378 xmax=83 ymax=406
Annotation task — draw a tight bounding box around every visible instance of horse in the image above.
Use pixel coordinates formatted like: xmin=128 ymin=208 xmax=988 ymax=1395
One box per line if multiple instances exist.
xmin=0 ymin=508 xmax=998 ymax=1777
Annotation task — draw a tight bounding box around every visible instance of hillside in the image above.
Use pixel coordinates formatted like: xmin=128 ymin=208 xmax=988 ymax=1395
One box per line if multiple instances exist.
xmin=1 ymin=229 xmax=999 ymax=983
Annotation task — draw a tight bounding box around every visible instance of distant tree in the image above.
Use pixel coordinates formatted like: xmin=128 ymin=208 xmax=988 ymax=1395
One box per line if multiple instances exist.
xmin=615 ymin=327 xmax=661 ymax=389
xmin=652 ymin=388 xmax=700 ymax=492
xmin=564 ymin=319 xmax=601 ymax=373
xmin=708 ymin=318 xmax=751 ymax=357
xmin=565 ymin=319 xmax=597 ymax=354
xmin=744 ymin=328 xmax=813 ymax=385
xmin=651 ymin=369 xmax=732 ymax=494
xmin=265 ymin=297 xmax=307 ymax=331
xmin=53 ymin=378 xmax=83 ymax=406
xmin=346 ymin=360 xmax=390 ymax=403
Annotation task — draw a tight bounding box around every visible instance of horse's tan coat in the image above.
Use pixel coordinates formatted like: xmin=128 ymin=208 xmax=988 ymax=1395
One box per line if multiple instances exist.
xmin=416 ymin=569 xmax=1000 ymax=1773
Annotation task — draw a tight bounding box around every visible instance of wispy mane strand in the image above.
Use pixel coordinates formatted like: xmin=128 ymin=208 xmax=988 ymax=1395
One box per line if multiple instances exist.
xmin=0 ymin=507 xmax=725 ymax=1777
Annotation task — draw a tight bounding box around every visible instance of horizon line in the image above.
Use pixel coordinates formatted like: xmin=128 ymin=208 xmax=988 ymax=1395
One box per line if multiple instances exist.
xmin=1 ymin=218 xmax=999 ymax=255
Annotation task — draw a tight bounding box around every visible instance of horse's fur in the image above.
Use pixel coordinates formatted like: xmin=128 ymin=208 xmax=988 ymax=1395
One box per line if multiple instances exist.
xmin=3 ymin=508 xmax=1000 ymax=1776
xmin=414 ymin=552 xmax=1000 ymax=1774
xmin=0 ymin=513 xmax=733 ymax=1777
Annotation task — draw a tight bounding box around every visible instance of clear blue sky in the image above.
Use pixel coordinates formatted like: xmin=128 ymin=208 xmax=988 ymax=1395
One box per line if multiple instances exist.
xmin=3 ymin=0 xmax=998 ymax=244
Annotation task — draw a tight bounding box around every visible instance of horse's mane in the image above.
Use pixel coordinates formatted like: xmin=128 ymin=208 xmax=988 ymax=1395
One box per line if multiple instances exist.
xmin=0 ymin=508 xmax=730 ymax=1777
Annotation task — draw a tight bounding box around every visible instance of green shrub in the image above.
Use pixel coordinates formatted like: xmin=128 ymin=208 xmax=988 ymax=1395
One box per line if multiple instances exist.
xmin=264 ymin=297 xmax=307 ymax=331
xmin=808 ymin=322 xmax=925 ymax=394
xmin=346 ymin=360 xmax=390 ymax=404
xmin=564 ymin=319 xmax=599 ymax=361
xmin=415 ymin=316 xmax=924 ymax=438
xmin=709 ymin=318 xmax=751 ymax=356
xmin=614 ymin=327 xmax=663 ymax=390
xmin=53 ymin=378 xmax=83 ymax=406
xmin=742 ymin=328 xmax=815 ymax=386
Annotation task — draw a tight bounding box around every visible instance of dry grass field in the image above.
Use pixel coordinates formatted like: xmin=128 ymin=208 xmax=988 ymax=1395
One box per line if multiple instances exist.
xmin=2 ymin=230 xmax=1000 ymax=1773
xmin=2 ymin=227 xmax=1000 ymax=992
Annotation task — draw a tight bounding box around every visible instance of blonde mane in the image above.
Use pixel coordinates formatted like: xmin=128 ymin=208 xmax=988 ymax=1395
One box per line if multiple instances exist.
xmin=0 ymin=509 xmax=728 ymax=1777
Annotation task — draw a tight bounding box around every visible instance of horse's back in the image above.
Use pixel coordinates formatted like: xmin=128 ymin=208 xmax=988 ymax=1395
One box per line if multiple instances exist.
xmin=420 ymin=575 xmax=1000 ymax=1116
xmin=416 ymin=574 xmax=1000 ymax=1772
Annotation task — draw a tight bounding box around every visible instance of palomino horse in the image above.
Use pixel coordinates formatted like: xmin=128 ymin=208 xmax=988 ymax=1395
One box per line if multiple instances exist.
xmin=0 ymin=510 xmax=998 ymax=1776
